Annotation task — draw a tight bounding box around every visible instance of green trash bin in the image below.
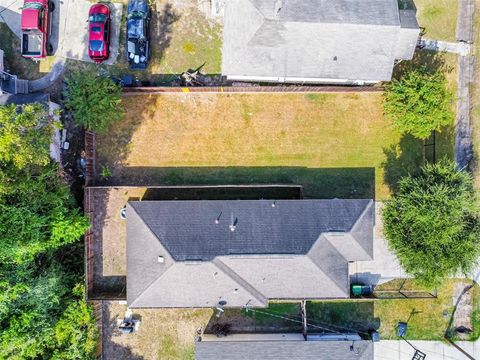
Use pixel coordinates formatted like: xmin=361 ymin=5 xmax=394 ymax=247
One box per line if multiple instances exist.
xmin=352 ymin=285 xmax=362 ymax=297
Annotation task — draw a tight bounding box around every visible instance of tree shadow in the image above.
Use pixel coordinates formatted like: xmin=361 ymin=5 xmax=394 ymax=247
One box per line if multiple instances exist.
xmin=101 ymin=301 xmax=145 ymax=360
xmin=151 ymin=3 xmax=179 ymax=67
xmin=381 ymin=134 xmax=423 ymax=192
xmin=393 ymin=49 xmax=450 ymax=79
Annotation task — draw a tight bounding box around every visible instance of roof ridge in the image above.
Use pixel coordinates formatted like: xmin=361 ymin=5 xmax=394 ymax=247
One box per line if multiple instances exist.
xmin=127 ymin=203 xmax=176 ymax=306
xmin=129 ymin=201 xmax=177 ymax=259
xmin=347 ymin=200 xmax=374 ymax=257
xmin=212 ymin=257 xmax=268 ymax=306
xmin=323 ymin=233 xmax=372 ymax=261
xmin=305 ymin=252 xmax=349 ymax=296
xmin=129 ymin=262 xmax=177 ymax=308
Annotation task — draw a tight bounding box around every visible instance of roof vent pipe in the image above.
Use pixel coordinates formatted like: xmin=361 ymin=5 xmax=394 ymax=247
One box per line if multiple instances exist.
xmin=229 ymin=216 xmax=238 ymax=232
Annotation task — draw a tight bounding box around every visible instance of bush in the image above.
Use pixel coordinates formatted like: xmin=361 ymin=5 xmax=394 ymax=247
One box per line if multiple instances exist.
xmin=383 ymin=67 xmax=454 ymax=139
xmin=382 ymin=160 xmax=480 ymax=286
xmin=64 ymin=70 xmax=124 ymax=133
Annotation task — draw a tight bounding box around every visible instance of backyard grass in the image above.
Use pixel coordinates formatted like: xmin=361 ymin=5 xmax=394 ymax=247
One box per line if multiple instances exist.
xmin=150 ymin=0 xmax=222 ymax=75
xmin=96 ymin=92 xmax=453 ymax=199
xmin=102 ymin=302 xmax=213 ymax=360
xmin=106 ymin=0 xmax=222 ymax=81
xmin=414 ymin=0 xmax=458 ymax=42
xmin=307 ymin=279 xmax=470 ymax=340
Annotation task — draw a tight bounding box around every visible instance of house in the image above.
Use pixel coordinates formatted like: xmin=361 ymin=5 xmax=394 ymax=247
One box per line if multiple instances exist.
xmin=195 ymin=333 xmax=373 ymax=360
xmin=126 ymin=199 xmax=374 ymax=308
xmin=221 ymin=0 xmax=420 ymax=84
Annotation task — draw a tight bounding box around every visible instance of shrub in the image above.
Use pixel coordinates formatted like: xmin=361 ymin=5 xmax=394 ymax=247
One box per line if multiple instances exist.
xmin=64 ymin=70 xmax=124 ymax=133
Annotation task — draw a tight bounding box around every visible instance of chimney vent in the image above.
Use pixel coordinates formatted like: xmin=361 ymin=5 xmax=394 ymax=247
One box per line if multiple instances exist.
xmin=157 ymin=256 xmax=164 ymax=263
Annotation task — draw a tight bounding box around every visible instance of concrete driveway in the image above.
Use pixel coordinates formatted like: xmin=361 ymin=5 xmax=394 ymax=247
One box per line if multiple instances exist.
xmin=0 ymin=0 xmax=122 ymax=65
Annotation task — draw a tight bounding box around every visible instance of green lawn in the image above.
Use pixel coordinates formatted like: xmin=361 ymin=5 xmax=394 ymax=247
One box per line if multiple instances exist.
xmin=307 ymin=279 xmax=470 ymax=340
xmin=414 ymin=0 xmax=458 ymax=42
xmin=97 ymin=92 xmax=455 ymax=199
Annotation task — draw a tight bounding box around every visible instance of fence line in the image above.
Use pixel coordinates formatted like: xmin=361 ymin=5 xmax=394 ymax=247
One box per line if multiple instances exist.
xmin=122 ymin=85 xmax=383 ymax=95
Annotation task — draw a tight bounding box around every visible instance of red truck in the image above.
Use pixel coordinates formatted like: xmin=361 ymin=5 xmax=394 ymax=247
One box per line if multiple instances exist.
xmin=20 ymin=0 xmax=54 ymax=59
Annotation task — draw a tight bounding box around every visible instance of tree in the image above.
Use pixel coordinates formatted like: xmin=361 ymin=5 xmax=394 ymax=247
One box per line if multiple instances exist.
xmin=0 ymin=165 xmax=89 ymax=264
xmin=383 ymin=67 xmax=454 ymax=139
xmin=64 ymin=70 xmax=124 ymax=133
xmin=382 ymin=160 xmax=480 ymax=286
xmin=0 ymin=103 xmax=59 ymax=168
xmin=52 ymin=285 xmax=98 ymax=360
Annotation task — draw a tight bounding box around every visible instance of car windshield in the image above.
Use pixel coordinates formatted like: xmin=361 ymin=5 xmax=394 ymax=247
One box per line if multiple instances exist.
xmin=89 ymin=13 xmax=106 ymax=23
xmin=89 ymin=40 xmax=104 ymax=51
xmin=23 ymin=2 xmax=43 ymax=10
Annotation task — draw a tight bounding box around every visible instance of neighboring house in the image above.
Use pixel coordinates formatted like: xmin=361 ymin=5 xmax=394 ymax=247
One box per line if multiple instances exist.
xmin=0 ymin=49 xmax=28 ymax=94
xmin=127 ymin=199 xmax=374 ymax=308
xmin=221 ymin=0 xmax=420 ymax=84
xmin=0 ymin=93 xmax=62 ymax=162
xmin=196 ymin=333 xmax=373 ymax=360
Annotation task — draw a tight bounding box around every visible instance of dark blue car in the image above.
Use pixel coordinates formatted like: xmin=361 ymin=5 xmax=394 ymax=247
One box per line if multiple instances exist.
xmin=126 ymin=0 xmax=150 ymax=69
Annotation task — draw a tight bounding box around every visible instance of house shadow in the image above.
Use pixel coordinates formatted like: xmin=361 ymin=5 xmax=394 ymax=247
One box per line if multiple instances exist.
xmin=392 ymin=48 xmax=450 ymax=79
xmin=306 ymin=301 xmax=380 ymax=337
xmin=103 ymin=166 xmax=377 ymax=200
xmin=204 ymin=305 xmax=303 ymax=335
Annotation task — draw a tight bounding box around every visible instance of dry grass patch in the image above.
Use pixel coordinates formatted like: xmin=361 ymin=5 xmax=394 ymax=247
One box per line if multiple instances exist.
xmin=102 ymin=302 xmax=213 ymax=360
xmin=415 ymin=0 xmax=458 ymax=42
xmin=97 ymin=92 xmax=422 ymax=199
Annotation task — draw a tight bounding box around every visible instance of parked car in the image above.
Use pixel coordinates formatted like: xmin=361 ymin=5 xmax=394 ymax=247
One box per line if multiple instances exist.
xmin=88 ymin=3 xmax=111 ymax=63
xmin=20 ymin=0 xmax=54 ymax=59
xmin=126 ymin=0 xmax=149 ymax=69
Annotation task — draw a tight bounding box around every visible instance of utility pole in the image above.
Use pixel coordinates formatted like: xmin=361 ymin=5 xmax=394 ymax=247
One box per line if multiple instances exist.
xmin=301 ymin=300 xmax=307 ymax=340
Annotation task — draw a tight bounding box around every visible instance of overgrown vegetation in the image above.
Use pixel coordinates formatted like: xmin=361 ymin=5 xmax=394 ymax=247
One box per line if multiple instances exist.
xmin=382 ymin=160 xmax=480 ymax=287
xmin=0 ymin=102 xmax=97 ymax=359
xmin=384 ymin=66 xmax=454 ymax=139
xmin=64 ymin=70 xmax=124 ymax=133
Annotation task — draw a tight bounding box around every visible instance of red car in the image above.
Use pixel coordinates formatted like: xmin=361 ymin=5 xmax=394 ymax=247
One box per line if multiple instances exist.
xmin=88 ymin=3 xmax=110 ymax=63
xmin=20 ymin=0 xmax=54 ymax=59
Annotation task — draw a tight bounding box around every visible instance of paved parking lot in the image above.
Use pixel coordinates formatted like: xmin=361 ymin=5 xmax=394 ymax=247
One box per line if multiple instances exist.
xmin=0 ymin=0 xmax=122 ymax=65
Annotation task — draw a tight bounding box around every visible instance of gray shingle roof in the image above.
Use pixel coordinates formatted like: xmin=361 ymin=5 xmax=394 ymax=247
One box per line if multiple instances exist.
xmin=127 ymin=199 xmax=374 ymax=308
xmin=195 ymin=340 xmax=374 ymax=360
xmin=222 ymin=0 xmax=420 ymax=83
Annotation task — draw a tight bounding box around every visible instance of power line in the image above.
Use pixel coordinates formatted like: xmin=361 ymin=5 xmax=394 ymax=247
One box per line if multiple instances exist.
xmin=246 ymin=307 xmax=371 ymax=337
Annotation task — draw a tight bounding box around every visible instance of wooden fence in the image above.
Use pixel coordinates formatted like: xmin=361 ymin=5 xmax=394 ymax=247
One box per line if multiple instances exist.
xmin=122 ymin=85 xmax=383 ymax=95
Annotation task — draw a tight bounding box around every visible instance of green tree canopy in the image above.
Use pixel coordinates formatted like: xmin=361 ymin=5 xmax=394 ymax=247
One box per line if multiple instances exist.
xmin=0 ymin=165 xmax=89 ymax=264
xmin=0 ymin=103 xmax=59 ymax=168
xmin=0 ymin=100 xmax=97 ymax=359
xmin=383 ymin=67 xmax=454 ymax=139
xmin=382 ymin=160 xmax=480 ymax=286
xmin=64 ymin=70 xmax=124 ymax=133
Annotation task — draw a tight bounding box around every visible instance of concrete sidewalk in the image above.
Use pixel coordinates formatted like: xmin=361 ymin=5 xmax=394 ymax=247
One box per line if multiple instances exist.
xmin=419 ymin=39 xmax=471 ymax=56
xmin=375 ymin=340 xmax=478 ymax=360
